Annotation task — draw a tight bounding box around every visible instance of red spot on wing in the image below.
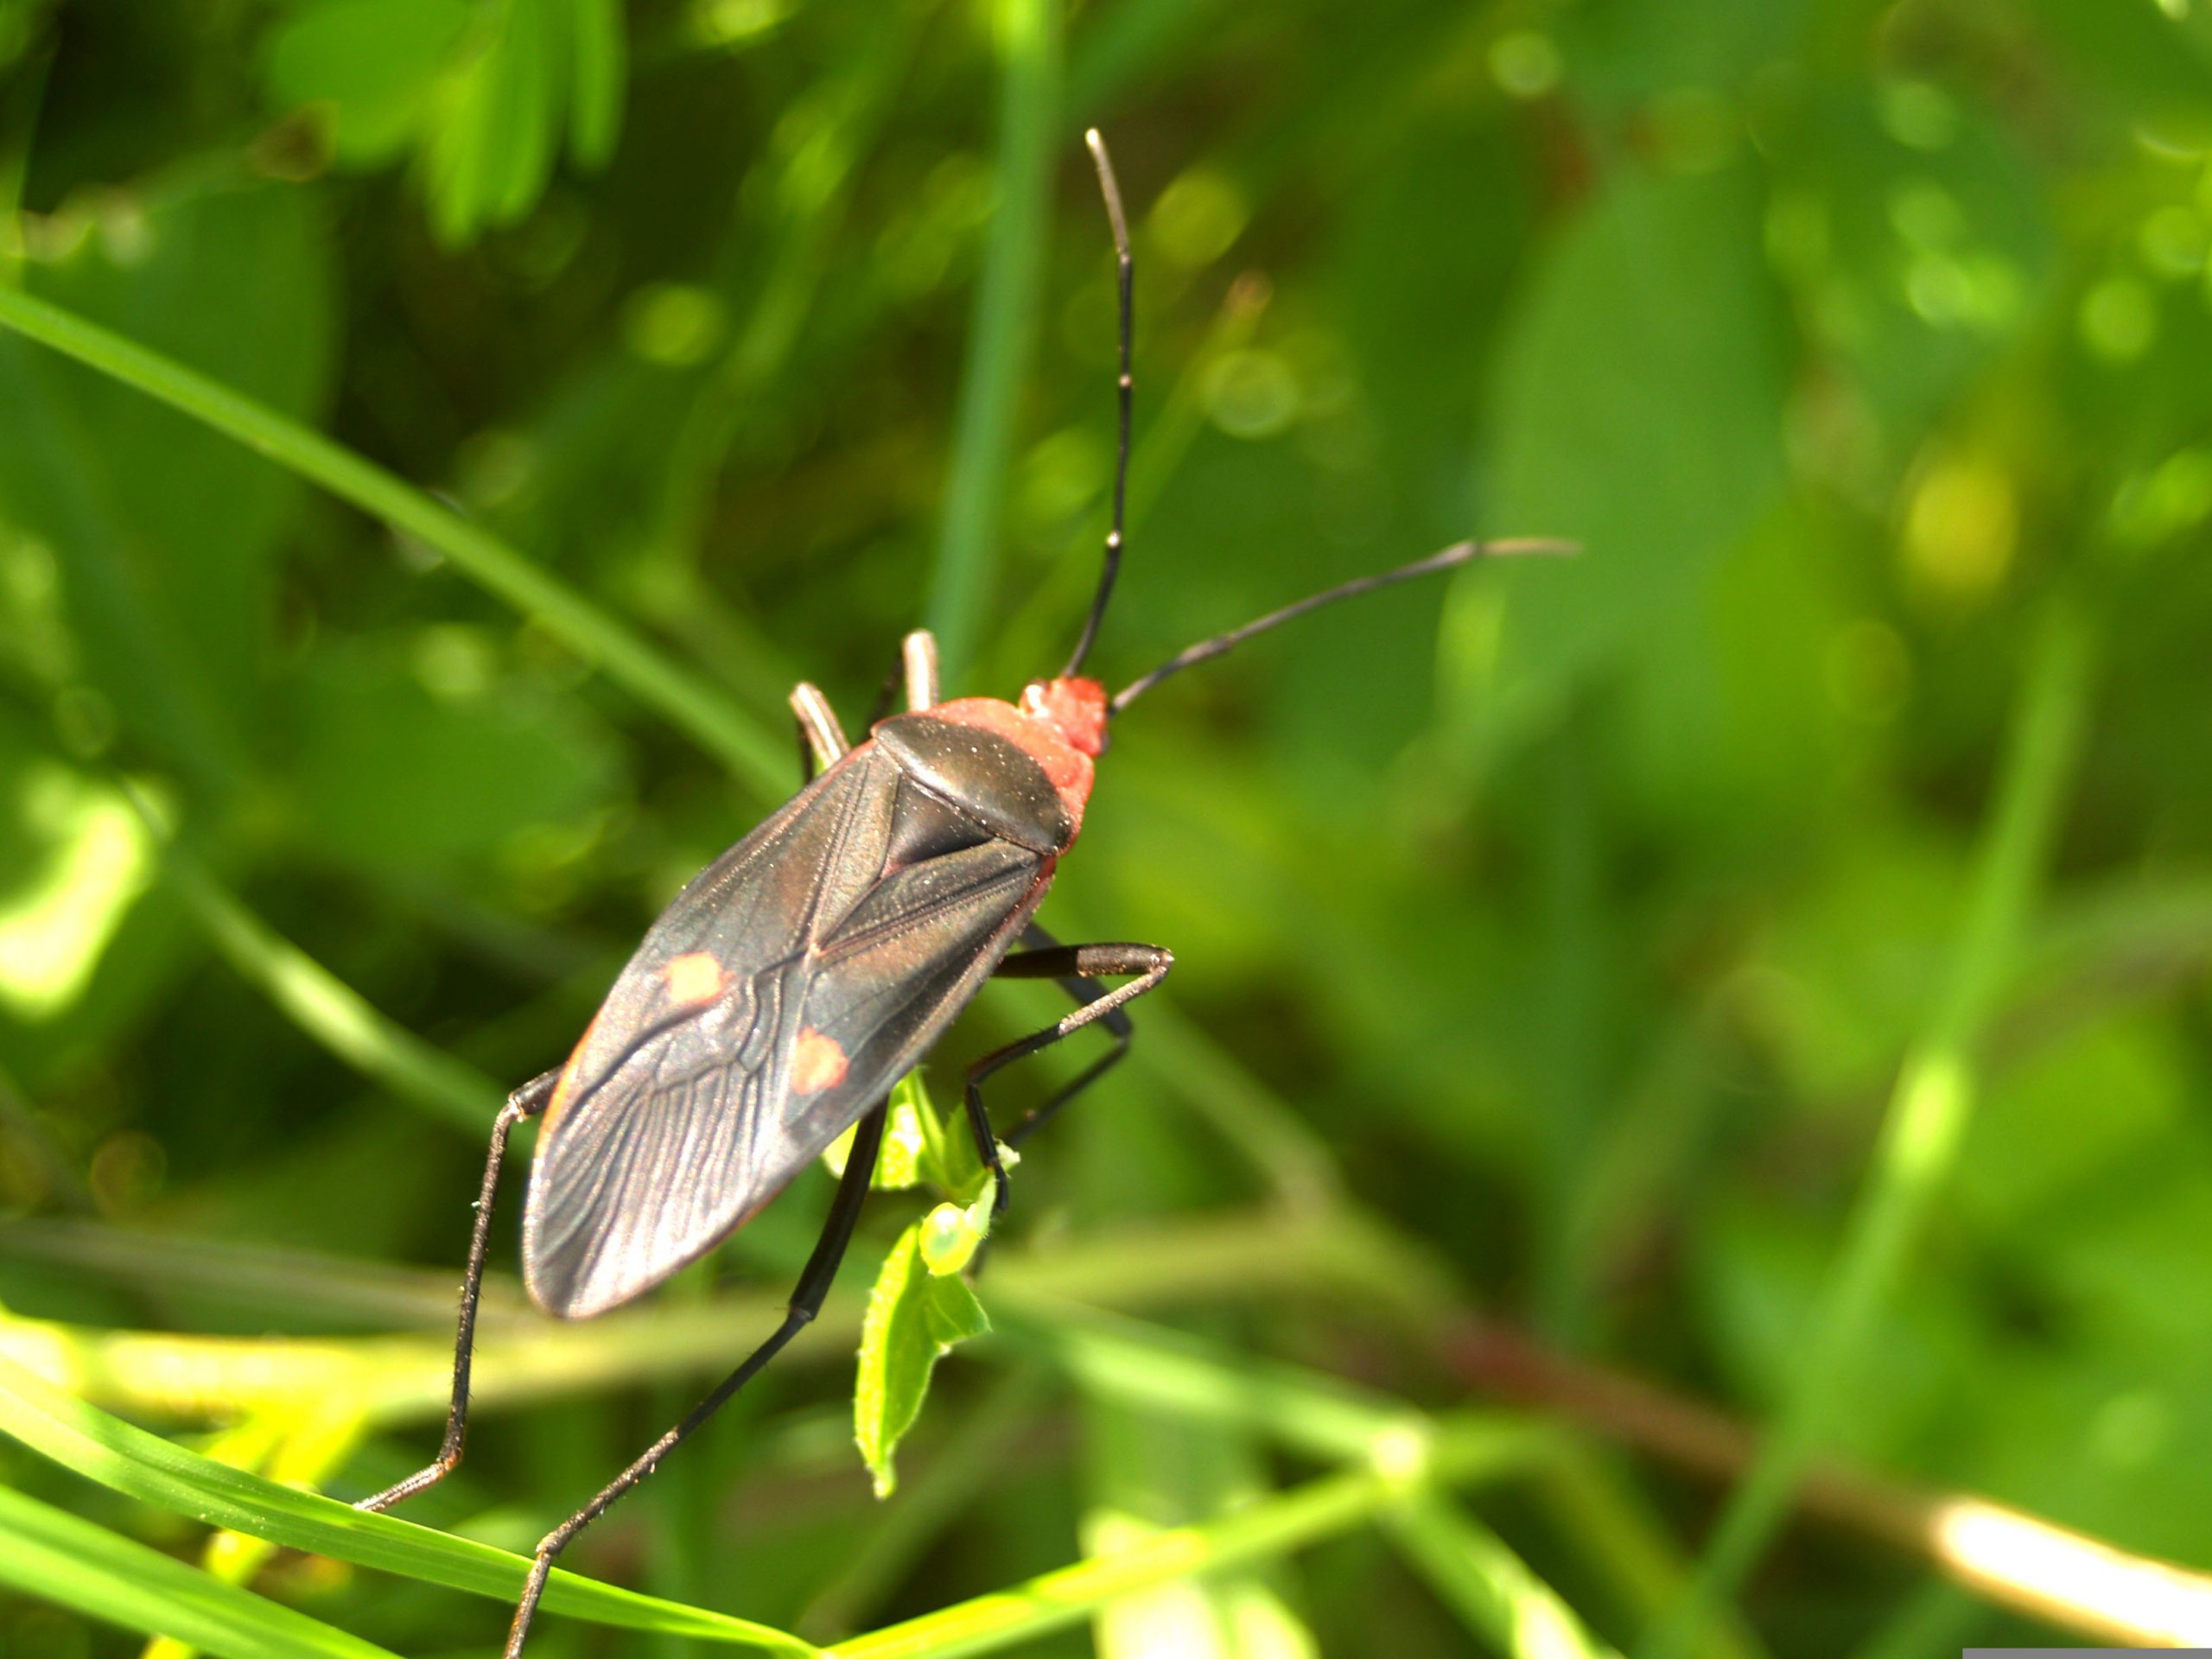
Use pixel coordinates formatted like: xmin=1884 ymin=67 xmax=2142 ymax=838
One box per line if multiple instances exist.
xmin=662 ymin=951 xmax=727 ymax=1007
xmin=791 ymin=1027 xmax=849 ymax=1095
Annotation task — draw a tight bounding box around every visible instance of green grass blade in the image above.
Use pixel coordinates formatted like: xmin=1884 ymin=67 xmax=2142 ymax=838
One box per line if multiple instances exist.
xmin=0 ymin=1358 xmax=817 ymax=1654
xmin=131 ymin=795 xmax=505 ymax=1135
xmin=828 ymin=1464 xmax=1383 ymax=1659
xmin=921 ymin=0 xmax=1063 ymax=679
xmin=567 ymin=0 xmax=626 ymax=165
xmin=0 ymin=1484 xmax=395 ymax=1659
xmin=1382 ymin=1489 xmax=1619 ymax=1659
xmin=0 ymin=283 xmax=788 ymax=795
xmin=1637 ymin=613 xmax=2094 ymax=1659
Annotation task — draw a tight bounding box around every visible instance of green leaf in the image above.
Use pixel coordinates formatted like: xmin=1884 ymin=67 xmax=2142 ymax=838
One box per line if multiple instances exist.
xmin=854 ymin=1222 xmax=991 ymax=1498
xmin=0 ymin=745 xmax=154 ymax=1021
xmin=0 ymin=1357 xmax=817 ymax=1653
xmin=267 ymin=0 xmax=625 ymax=241
xmin=0 ymin=1484 xmax=395 ymax=1659
xmin=287 ymin=633 xmax=621 ymax=872
xmin=1380 ymin=1490 xmax=1618 ymax=1659
xmin=0 ymin=172 xmax=334 ymax=789
xmin=1474 ymin=162 xmax=1788 ymax=740
xmin=262 ymin=0 xmax=474 ymax=166
xmin=1763 ymin=86 xmax=2052 ymax=447
xmin=421 ymin=0 xmax=623 ymax=245
xmin=823 ymin=1071 xmax=985 ymax=1198
xmin=568 ymin=0 xmax=625 ymax=165
xmin=424 ymin=1 xmax=536 ymax=243
xmin=917 ymin=1193 xmax=994 ymax=1278
xmin=487 ymin=0 xmax=557 ymax=225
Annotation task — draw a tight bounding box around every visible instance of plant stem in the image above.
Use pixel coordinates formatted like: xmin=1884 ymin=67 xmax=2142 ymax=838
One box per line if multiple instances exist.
xmin=0 ymin=1208 xmax=1418 ymax=1423
xmin=1382 ymin=1488 xmax=1619 ymax=1659
xmin=827 ymin=1431 xmax=1530 ymax=1659
xmin=1636 ymin=613 xmax=2094 ymax=1659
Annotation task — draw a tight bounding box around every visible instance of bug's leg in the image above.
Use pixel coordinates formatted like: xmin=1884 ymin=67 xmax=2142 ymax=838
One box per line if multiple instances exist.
xmin=503 ymin=1101 xmax=889 ymax=1659
xmin=356 ymin=1067 xmax=559 ymax=1513
xmin=966 ymin=942 xmax=1173 ymax=1220
xmin=791 ymin=683 xmax=849 ymax=781
xmin=1000 ymin=925 xmax=1138 ymax=1151
xmin=805 ymin=632 xmax=931 ymax=779
xmin=901 ymin=629 xmax=940 ymax=712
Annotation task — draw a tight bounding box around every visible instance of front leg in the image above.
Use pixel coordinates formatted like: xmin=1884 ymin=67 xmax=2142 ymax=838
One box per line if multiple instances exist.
xmin=964 ymin=942 xmax=1173 ymax=1220
xmin=1001 ymin=924 xmax=1140 ymax=1150
xmin=792 ymin=630 xmax=938 ymax=787
xmin=791 ymin=683 xmax=849 ymax=780
xmin=901 ymin=629 xmax=940 ymax=712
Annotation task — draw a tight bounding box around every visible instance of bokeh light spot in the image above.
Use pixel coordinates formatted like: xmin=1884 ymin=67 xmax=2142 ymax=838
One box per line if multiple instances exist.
xmin=1905 ymin=252 xmax=1975 ymax=326
xmin=1890 ymin=179 xmax=1964 ymax=249
xmin=1202 ymin=349 xmax=1300 ymax=440
xmin=2109 ymin=445 xmax=2212 ymax=548
xmin=456 ymin=428 xmax=536 ymax=508
xmin=1020 ymin=425 xmax=1106 ymax=531
xmin=623 ymin=283 xmax=727 ymax=367
xmin=1903 ymin=457 xmax=2018 ymax=605
xmin=413 ymin=625 xmax=499 ymax=702
xmin=691 ymin=0 xmax=792 ymax=46
xmin=1149 ymin=167 xmax=1249 ymax=269
xmin=1878 ymin=79 xmax=1959 ymax=150
xmin=0 ymin=764 xmax=153 ymax=1020
xmin=2079 ymin=276 xmax=2157 ymax=361
xmin=2139 ymin=205 xmax=2207 ymax=279
xmin=1489 ymin=31 xmax=1562 ymax=100
xmin=2090 ymin=1389 xmax=2174 ymax=1471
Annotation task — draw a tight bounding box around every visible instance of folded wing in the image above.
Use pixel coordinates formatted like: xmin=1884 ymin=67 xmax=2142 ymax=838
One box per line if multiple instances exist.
xmin=523 ymin=747 xmax=1052 ymax=1318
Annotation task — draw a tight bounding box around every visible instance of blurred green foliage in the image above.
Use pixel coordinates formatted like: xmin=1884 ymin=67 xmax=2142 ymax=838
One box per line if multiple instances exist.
xmin=2 ymin=0 xmax=2211 ymax=1656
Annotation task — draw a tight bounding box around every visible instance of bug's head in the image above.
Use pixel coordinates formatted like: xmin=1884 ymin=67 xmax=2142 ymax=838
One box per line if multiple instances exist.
xmin=1021 ymin=676 xmax=1109 ymax=758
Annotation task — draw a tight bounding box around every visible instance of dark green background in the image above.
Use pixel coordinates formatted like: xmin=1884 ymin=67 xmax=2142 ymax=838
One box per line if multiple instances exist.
xmin=2 ymin=0 xmax=2209 ymax=1655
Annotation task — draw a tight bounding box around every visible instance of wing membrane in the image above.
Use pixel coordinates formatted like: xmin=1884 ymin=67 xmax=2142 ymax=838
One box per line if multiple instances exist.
xmin=523 ymin=752 xmax=1051 ymax=1318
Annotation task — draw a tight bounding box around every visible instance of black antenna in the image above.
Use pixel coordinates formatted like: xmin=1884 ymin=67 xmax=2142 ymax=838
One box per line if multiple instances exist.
xmin=1064 ymin=128 xmax=1134 ymax=678
xmin=1110 ymin=537 xmax=1577 ymax=714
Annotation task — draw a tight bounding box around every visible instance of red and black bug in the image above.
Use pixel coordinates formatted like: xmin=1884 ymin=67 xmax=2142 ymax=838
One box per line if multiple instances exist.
xmin=359 ymin=131 xmax=1569 ymax=1655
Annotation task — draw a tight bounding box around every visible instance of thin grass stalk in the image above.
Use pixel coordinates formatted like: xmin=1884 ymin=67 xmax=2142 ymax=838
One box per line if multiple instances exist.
xmin=1637 ymin=612 xmax=2094 ymax=1659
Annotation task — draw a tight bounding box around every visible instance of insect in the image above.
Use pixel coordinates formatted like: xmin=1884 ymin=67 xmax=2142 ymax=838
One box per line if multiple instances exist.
xmin=359 ymin=130 xmax=1569 ymax=1656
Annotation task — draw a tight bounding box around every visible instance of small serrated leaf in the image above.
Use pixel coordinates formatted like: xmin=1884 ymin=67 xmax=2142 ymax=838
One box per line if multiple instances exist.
xmin=921 ymin=1272 xmax=989 ymax=1346
xmin=854 ymin=1220 xmax=988 ymax=1499
xmin=823 ymin=1072 xmax=938 ymax=1191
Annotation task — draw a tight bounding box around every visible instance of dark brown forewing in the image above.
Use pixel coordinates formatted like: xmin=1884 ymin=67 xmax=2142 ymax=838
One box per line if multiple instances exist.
xmin=522 ymin=751 xmax=1052 ymax=1319
xmin=874 ymin=714 xmax=1072 ymax=854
